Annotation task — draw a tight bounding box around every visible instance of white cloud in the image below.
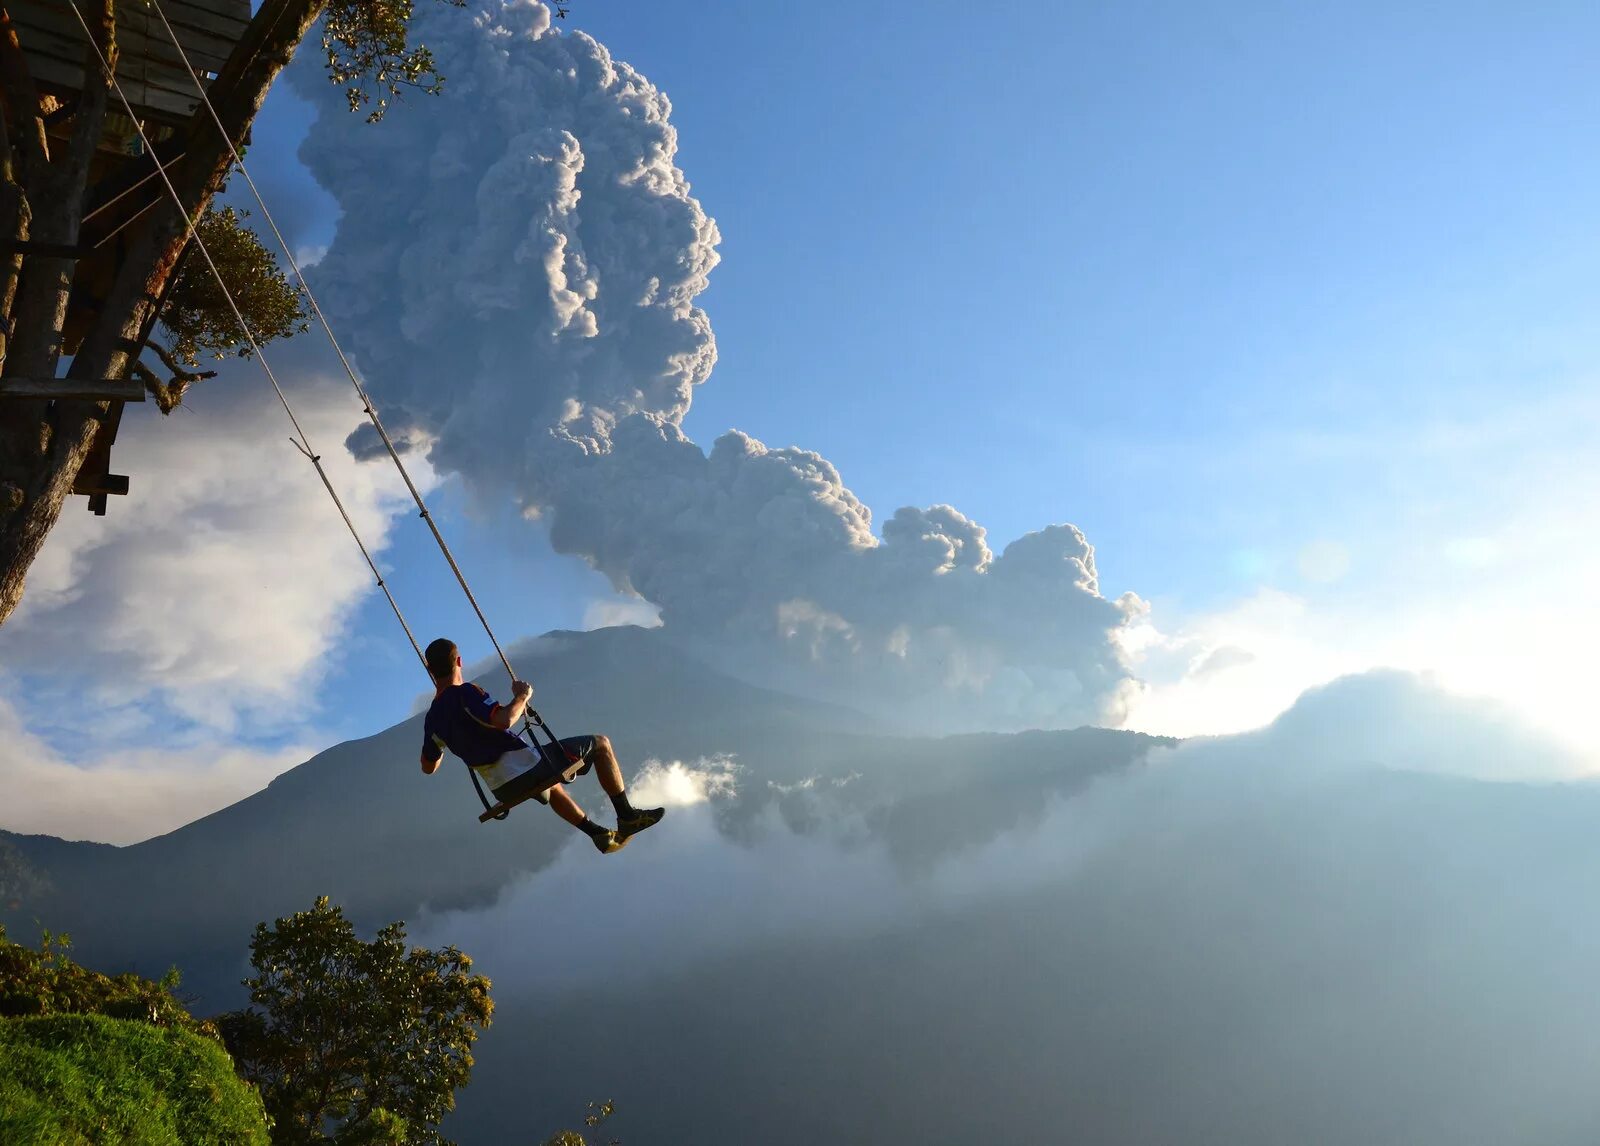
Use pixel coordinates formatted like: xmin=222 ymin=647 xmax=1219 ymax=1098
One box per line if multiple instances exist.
xmin=1117 ymin=588 xmax=1356 ymax=739
xmin=581 ymin=594 xmax=661 ymax=631
xmin=0 ymin=360 xmax=427 ymax=731
xmin=0 ymin=691 xmax=308 ymax=844
xmin=1120 ymin=576 xmax=1600 ymax=767
xmin=628 ymin=755 xmax=739 ymax=807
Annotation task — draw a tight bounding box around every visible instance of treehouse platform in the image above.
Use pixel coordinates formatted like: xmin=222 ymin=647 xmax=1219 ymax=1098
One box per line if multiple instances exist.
xmin=7 ymin=0 xmax=249 ymax=127
xmin=2 ymin=0 xmax=251 ymax=514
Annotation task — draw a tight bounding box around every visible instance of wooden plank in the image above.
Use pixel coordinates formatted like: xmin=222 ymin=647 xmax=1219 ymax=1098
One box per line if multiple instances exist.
xmin=135 ymin=0 xmax=250 ymax=42
xmin=0 ymin=377 xmax=145 ymax=401
xmin=27 ymin=55 xmax=200 ymax=121
xmin=10 ymin=0 xmax=248 ymax=43
xmin=6 ymin=0 xmax=251 ymax=123
xmin=157 ymin=0 xmax=251 ymax=48
xmin=11 ymin=18 xmax=233 ymax=82
xmin=9 ymin=2 xmax=244 ymax=71
xmin=477 ymin=789 xmax=542 ymax=822
xmin=18 ymin=8 xmax=239 ymax=73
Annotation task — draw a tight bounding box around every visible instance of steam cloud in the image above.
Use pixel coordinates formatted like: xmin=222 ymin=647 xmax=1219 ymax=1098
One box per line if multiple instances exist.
xmin=417 ymin=673 xmax=1600 ymax=1145
xmin=295 ymin=0 xmax=1142 ymax=730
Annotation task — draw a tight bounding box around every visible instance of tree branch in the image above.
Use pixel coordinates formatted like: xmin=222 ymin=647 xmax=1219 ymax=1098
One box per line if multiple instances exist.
xmin=147 ymin=340 xmax=217 ymax=386
xmin=130 ymin=357 xmax=193 ymax=415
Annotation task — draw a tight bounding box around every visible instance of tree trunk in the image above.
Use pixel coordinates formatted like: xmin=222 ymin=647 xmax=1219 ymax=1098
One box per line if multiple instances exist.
xmin=0 ymin=0 xmax=326 ymax=628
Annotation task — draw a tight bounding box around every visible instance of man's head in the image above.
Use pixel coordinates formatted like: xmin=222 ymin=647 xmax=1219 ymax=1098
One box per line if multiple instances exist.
xmin=425 ymin=638 xmax=461 ymax=685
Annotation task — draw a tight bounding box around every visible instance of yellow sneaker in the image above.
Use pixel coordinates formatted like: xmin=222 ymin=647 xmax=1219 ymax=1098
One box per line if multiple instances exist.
xmin=591 ymin=829 xmax=628 ymax=855
xmin=616 ymin=807 xmax=665 ymax=843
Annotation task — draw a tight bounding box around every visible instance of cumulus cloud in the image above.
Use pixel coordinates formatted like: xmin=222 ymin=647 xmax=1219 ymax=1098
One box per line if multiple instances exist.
xmin=0 ymin=361 xmax=424 ymax=732
xmin=294 ymin=0 xmax=1141 ymax=731
xmin=0 ymin=692 xmax=309 ymax=844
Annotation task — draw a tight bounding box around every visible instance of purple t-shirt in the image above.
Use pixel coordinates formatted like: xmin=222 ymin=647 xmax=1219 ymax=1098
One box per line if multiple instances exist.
xmin=421 ymin=683 xmax=528 ymax=769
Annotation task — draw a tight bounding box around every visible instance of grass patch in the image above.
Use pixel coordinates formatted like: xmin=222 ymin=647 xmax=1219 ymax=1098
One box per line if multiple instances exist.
xmin=0 ymin=1013 xmax=268 ymax=1144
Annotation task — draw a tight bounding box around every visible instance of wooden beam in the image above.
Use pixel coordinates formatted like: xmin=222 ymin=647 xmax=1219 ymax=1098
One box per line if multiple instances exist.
xmin=0 ymin=377 xmax=144 ymax=401
xmin=75 ymin=473 xmax=129 ymax=498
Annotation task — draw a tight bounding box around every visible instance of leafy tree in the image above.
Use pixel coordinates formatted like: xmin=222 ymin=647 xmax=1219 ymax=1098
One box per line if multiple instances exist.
xmin=135 ymin=204 xmax=309 ymax=413
xmin=216 ymin=896 xmax=493 ymax=1145
xmin=0 ymin=0 xmax=467 ymax=626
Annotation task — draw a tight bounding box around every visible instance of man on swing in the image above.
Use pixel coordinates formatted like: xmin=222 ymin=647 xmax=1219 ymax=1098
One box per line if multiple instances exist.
xmin=419 ymin=638 xmax=664 ymax=854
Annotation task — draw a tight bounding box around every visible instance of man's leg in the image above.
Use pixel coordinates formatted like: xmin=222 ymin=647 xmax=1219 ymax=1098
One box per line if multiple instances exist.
xmin=582 ymin=734 xmax=665 ymax=841
xmin=586 ymin=734 xmax=626 ymax=797
xmin=545 ymin=785 xmax=626 ymax=854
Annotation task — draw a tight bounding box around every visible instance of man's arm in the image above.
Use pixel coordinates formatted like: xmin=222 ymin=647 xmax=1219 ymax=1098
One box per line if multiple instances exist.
xmin=421 ymin=725 xmax=444 ymax=775
xmin=488 ymin=680 xmax=534 ymax=730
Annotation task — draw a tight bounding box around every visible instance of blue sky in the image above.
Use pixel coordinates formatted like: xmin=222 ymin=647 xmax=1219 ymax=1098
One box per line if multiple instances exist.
xmin=4 ymin=0 xmax=1599 ymax=841
xmin=334 ymin=0 xmax=1599 ymax=726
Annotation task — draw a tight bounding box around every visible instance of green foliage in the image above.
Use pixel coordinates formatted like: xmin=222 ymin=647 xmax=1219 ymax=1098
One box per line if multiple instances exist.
xmin=541 ymin=1100 xmax=620 ymax=1146
xmin=217 ymin=896 xmax=494 ymax=1145
xmin=0 ymin=923 xmax=209 ymax=1036
xmin=158 ymin=205 xmax=307 ymax=368
xmin=0 ymin=1013 xmax=270 ymax=1144
xmin=323 ymin=0 xmax=466 ymax=122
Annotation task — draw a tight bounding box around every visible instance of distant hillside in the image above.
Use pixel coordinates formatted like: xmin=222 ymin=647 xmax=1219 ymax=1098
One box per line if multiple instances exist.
xmin=0 ymin=625 xmax=1166 ymax=1008
xmin=11 ymin=642 xmax=1597 ymax=1144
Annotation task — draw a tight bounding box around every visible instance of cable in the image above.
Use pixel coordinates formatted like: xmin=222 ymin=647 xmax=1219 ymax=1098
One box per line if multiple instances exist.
xmin=64 ymin=1 xmax=567 ymax=818
xmin=62 ymin=0 xmax=428 ymax=672
xmin=143 ymin=0 xmax=524 ymax=690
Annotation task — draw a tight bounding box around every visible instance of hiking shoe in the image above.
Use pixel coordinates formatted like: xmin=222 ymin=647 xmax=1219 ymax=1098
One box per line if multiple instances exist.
xmin=616 ymin=806 xmax=665 ymax=842
xmin=591 ymin=829 xmax=628 ymax=855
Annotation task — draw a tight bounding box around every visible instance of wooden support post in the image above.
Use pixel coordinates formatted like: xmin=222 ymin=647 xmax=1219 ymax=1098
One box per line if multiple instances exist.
xmin=0 ymin=376 xmax=144 ymax=401
xmin=71 ymin=400 xmax=132 ymax=512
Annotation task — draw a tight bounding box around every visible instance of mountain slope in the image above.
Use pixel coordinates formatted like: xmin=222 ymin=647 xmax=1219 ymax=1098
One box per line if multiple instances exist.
xmin=0 ymin=625 xmax=1165 ymax=1005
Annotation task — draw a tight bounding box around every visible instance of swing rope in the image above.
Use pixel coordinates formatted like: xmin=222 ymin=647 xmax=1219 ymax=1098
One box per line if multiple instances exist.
xmin=64 ymin=0 xmax=560 ymax=820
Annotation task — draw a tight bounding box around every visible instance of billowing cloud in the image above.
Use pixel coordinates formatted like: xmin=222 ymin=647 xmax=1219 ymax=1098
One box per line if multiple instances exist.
xmin=0 ymin=359 xmax=422 ymax=731
xmin=294 ymin=0 xmax=1141 ymax=731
